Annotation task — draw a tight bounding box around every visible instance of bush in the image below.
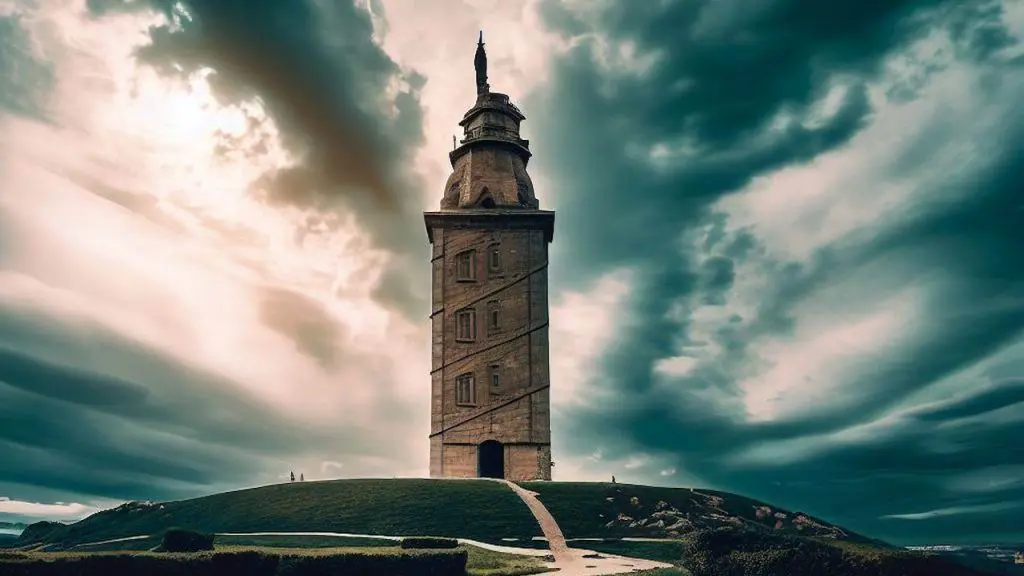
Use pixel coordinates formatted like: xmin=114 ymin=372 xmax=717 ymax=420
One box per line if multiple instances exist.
xmin=161 ymin=528 xmax=214 ymax=552
xmin=400 ymin=536 xmax=459 ymax=549
xmin=679 ymin=527 xmax=987 ymax=576
xmin=0 ymin=549 xmax=468 ymax=576
xmin=277 ymin=550 xmax=467 ymax=575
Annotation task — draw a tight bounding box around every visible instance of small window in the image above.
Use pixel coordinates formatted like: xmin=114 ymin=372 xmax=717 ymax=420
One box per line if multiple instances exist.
xmin=487 ymin=301 xmax=500 ymax=335
xmin=455 ymin=250 xmax=476 ymax=281
xmin=456 ymin=373 xmax=476 ymax=406
xmin=488 ymin=244 xmax=502 ymax=275
xmin=456 ymin=308 xmax=476 ymax=342
xmin=490 ymin=365 xmax=500 ymax=389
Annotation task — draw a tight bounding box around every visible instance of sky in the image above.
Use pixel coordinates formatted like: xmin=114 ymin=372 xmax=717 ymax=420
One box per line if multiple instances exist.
xmin=0 ymin=0 xmax=1022 ymax=547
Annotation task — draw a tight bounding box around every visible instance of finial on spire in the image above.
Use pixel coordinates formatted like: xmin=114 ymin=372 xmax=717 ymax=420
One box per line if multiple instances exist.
xmin=474 ymin=31 xmax=489 ymax=96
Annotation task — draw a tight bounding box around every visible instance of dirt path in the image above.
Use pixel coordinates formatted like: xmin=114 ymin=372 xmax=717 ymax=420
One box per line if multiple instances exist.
xmin=496 ymin=479 xmax=674 ymax=575
xmin=498 ymin=480 xmax=573 ymax=563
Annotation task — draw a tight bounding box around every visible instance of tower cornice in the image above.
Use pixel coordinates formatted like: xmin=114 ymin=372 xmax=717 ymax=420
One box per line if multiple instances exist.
xmin=423 ymin=209 xmax=555 ymax=243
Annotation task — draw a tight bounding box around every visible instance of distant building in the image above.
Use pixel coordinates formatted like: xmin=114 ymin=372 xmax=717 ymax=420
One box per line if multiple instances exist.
xmin=425 ymin=32 xmax=554 ymax=481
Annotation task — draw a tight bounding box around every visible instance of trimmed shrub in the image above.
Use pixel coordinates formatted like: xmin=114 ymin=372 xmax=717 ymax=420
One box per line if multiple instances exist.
xmin=399 ymin=536 xmax=459 ymax=549
xmin=0 ymin=549 xmax=468 ymax=576
xmin=161 ymin=528 xmax=214 ymax=552
xmin=277 ymin=550 xmax=467 ymax=575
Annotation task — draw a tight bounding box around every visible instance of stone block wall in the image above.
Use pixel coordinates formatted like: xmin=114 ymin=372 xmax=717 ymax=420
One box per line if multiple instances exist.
xmin=428 ymin=219 xmax=551 ymax=480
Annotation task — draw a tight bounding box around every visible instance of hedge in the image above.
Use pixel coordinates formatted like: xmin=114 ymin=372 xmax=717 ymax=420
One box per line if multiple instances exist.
xmin=399 ymin=537 xmax=459 ymax=549
xmin=162 ymin=528 xmax=214 ymax=552
xmin=0 ymin=549 xmax=468 ymax=576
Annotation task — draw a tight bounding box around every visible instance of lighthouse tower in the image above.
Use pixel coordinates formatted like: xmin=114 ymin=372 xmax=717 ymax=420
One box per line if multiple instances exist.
xmin=424 ymin=33 xmax=555 ymax=481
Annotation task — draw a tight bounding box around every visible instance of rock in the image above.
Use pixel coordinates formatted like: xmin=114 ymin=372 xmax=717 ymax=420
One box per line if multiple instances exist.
xmin=617 ymin=513 xmax=633 ymax=522
xmin=651 ymin=510 xmax=679 ymax=521
xmin=655 ymin=500 xmax=670 ymax=511
xmin=650 ymin=519 xmax=666 ymax=528
xmin=605 ymin=497 xmax=615 ymax=502
xmin=665 ymin=519 xmax=689 ymax=531
xmin=630 ymin=496 xmax=640 ymax=506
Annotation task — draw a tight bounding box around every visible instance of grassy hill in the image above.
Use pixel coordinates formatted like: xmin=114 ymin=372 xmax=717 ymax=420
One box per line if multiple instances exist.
xmin=518 ymin=481 xmax=883 ymax=544
xmin=13 ymin=479 xmax=541 ymax=547
xmin=9 ymin=478 xmax=1003 ymax=575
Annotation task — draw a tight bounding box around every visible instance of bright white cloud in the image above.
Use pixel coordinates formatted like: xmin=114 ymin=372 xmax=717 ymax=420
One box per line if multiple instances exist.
xmin=0 ymin=497 xmax=99 ymax=520
xmin=549 ymin=269 xmax=634 ymax=409
xmin=882 ymin=501 xmax=1024 ymax=521
xmin=717 ymin=36 xmax=1019 ymax=263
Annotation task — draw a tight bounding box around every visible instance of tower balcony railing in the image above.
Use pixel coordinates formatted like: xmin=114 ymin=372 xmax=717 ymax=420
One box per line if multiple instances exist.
xmin=461 ymin=126 xmax=529 ymax=148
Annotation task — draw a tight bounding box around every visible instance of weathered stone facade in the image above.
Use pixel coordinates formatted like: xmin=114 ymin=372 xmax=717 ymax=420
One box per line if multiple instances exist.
xmin=424 ymin=34 xmax=554 ymax=481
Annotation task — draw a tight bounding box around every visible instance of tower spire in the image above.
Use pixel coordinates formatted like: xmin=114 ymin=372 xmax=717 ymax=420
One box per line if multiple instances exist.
xmin=474 ymin=30 xmax=489 ymax=95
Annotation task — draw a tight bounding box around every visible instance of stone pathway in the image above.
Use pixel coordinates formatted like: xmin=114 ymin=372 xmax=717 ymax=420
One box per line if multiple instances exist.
xmin=495 ymin=479 xmax=674 ymax=575
xmin=498 ymin=479 xmax=573 ymax=564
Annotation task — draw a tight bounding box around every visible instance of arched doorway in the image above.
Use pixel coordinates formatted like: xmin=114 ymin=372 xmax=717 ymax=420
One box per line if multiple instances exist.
xmin=477 ymin=440 xmax=504 ymax=479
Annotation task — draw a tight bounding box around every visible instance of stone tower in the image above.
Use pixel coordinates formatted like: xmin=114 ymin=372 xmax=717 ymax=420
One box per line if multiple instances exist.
xmin=424 ymin=32 xmax=554 ymax=481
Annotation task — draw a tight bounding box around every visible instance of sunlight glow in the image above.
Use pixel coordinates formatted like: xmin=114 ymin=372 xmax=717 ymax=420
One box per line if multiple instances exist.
xmin=0 ymin=2 xmax=417 ymax=427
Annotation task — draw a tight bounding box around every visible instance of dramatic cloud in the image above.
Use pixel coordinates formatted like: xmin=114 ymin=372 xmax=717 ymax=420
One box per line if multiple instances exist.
xmin=2 ymin=0 xmax=1022 ymax=547
xmin=525 ymin=0 xmax=1024 ymax=544
xmin=1 ymin=0 xmax=431 ymax=519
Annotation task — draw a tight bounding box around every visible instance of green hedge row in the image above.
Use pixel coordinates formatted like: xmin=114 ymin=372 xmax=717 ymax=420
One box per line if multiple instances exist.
xmin=162 ymin=528 xmax=214 ymax=552
xmin=0 ymin=549 xmax=468 ymax=576
xmin=399 ymin=537 xmax=459 ymax=549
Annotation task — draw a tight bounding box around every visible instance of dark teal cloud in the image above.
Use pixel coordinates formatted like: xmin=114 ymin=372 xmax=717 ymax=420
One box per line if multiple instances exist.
xmin=0 ymin=14 xmax=53 ymax=119
xmin=0 ymin=302 xmax=389 ymax=504
xmin=525 ymin=0 xmax=1024 ymax=545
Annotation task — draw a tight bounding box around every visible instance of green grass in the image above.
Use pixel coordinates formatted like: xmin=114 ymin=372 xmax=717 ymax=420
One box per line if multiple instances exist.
xmin=518 ymin=481 xmax=702 ymax=538
xmin=518 ymin=481 xmax=877 ymax=543
xmin=462 ymin=546 xmax=552 ymax=576
xmin=627 ymin=569 xmax=692 ymax=576
xmin=24 ymin=479 xmax=540 ymax=547
xmin=217 ymin=534 xmax=396 ymax=548
xmin=574 ymin=539 xmax=685 ymax=564
xmin=72 ymin=537 xmax=160 ymax=552
xmin=6 ymin=543 xmax=550 ymax=576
